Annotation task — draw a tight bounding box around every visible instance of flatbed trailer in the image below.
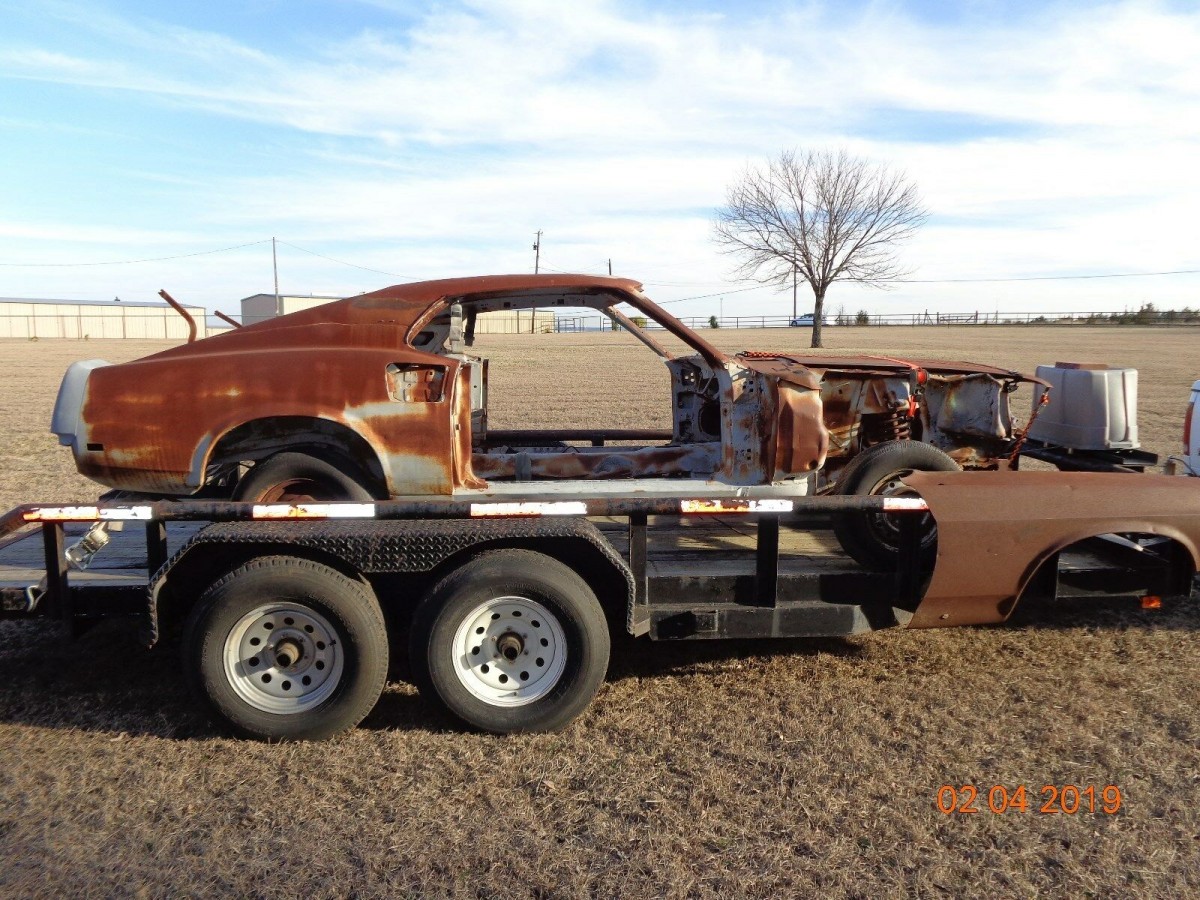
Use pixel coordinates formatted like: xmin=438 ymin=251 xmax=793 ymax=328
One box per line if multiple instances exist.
xmin=2 ymin=472 xmax=1198 ymax=739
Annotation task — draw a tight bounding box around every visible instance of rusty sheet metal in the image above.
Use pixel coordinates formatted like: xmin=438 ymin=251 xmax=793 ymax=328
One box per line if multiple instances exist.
xmin=389 ymin=274 xmax=727 ymax=366
xmin=74 ymin=274 xmax=742 ymax=498
xmin=771 ymin=383 xmax=828 ymax=478
xmin=739 ymin=351 xmax=1038 ymax=383
xmin=79 ymin=343 xmax=460 ymax=496
xmin=471 ymin=443 xmax=721 ymax=481
xmin=65 ymin=272 xmax=1014 ymax=501
xmin=483 ymin=429 xmax=674 ymax=446
xmin=907 ymin=470 xmax=1200 ymax=628
xmin=452 ymin=365 xmax=486 ymax=490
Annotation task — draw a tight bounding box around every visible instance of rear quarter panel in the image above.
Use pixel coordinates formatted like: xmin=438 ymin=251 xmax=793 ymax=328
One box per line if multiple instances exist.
xmin=79 ymin=343 xmax=460 ymax=496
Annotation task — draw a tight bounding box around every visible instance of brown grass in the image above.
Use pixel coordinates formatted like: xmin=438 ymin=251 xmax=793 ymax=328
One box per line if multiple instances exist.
xmin=2 ymin=326 xmax=1199 ymax=897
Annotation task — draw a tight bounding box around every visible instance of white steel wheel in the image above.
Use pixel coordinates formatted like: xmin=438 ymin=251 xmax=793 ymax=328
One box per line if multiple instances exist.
xmin=223 ymin=603 xmax=345 ymax=714
xmin=184 ymin=556 xmax=389 ymax=741
xmin=451 ymin=595 xmax=567 ymax=706
xmin=411 ymin=550 xmax=611 ymax=734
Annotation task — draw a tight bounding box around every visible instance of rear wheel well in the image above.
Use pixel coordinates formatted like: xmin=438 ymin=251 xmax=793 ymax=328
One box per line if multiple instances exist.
xmin=1009 ymin=532 xmax=1197 ymax=623
xmin=207 ymin=417 xmax=386 ymax=493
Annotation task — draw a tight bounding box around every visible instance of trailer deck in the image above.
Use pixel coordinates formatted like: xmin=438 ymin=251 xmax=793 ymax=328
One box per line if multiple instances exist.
xmin=0 ymin=514 xmax=894 ymax=638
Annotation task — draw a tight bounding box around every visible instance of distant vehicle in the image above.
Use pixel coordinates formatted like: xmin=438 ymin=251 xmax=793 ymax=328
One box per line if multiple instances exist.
xmin=789 ymin=313 xmax=826 ymax=327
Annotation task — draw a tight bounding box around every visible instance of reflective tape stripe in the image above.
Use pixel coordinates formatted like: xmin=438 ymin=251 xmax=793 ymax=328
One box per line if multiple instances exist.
xmin=100 ymin=506 xmax=153 ymax=521
xmin=881 ymin=497 xmax=930 ymax=511
xmin=23 ymin=505 xmax=154 ymax=522
xmin=252 ymin=503 xmax=378 ymax=519
xmin=680 ymin=499 xmax=795 ymax=514
xmin=470 ymin=501 xmax=588 ymax=517
xmin=23 ymin=506 xmax=100 ymax=521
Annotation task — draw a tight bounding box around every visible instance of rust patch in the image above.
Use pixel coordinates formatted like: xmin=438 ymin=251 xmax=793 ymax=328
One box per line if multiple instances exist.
xmin=772 ymin=384 xmax=828 ymax=477
xmin=472 ymin=443 xmax=720 ymax=481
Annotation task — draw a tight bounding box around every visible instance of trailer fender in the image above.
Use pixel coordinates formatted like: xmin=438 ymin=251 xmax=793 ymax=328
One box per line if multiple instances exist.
xmin=146 ymin=518 xmax=634 ymax=646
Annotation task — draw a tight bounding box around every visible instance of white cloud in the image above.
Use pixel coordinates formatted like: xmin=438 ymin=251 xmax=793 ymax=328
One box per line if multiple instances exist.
xmin=0 ymin=0 xmax=1198 ymax=317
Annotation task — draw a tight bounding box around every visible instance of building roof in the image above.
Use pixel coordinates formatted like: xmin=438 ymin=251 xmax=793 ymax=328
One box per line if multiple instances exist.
xmin=0 ymin=296 xmax=203 ymax=310
xmin=240 ymin=293 xmax=345 ymax=303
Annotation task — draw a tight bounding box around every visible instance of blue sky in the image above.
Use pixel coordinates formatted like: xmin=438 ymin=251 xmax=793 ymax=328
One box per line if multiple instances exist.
xmin=1 ymin=0 xmax=1198 ymax=320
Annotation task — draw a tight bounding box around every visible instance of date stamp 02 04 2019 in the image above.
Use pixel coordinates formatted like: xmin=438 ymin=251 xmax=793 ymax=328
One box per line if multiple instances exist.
xmin=936 ymin=785 xmax=1124 ymax=815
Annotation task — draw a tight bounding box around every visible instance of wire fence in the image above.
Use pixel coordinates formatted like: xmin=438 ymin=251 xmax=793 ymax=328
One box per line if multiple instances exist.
xmin=5 ymin=306 xmax=1198 ymax=340
xmin=555 ymin=308 xmax=1200 ymax=332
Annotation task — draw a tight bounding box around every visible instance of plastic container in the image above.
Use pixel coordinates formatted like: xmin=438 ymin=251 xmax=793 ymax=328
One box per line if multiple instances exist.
xmin=1028 ymin=362 xmax=1139 ymax=450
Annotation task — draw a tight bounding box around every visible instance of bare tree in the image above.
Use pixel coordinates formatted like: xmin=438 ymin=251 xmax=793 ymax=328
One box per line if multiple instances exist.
xmin=714 ymin=148 xmax=927 ymax=348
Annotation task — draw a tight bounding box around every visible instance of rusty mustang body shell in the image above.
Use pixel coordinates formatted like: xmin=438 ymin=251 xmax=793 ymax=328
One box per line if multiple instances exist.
xmin=50 ymin=274 xmax=1034 ymax=501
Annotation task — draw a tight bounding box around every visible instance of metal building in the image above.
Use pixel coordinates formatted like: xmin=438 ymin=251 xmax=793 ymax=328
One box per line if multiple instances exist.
xmin=0 ymin=297 xmax=207 ymax=340
xmin=239 ymin=293 xmax=344 ymax=326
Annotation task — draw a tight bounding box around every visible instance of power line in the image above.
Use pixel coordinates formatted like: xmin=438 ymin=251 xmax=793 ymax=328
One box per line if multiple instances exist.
xmin=277 ymin=241 xmax=417 ymax=279
xmin=894 ymin=268 xmax=1200 ymax=284
xmin=654 ymin=285 xmax=762 ymax=305
xmin=0 ymin=239 xmax=271 ymax=267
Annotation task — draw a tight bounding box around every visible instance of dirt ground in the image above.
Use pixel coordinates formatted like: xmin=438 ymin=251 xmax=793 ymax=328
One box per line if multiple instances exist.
xmin=1 ymin=325 xmax=1198 ymax=897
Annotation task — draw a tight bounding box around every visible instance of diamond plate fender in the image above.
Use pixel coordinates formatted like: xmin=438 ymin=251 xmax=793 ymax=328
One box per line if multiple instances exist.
xmin=145 ymin=518 xmax=634 ymax=645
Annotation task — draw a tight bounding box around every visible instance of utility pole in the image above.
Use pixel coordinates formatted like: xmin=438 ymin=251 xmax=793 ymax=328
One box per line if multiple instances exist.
xmin=608 ymin=258 xmax=612 ymax=276
xmin=531 ymin=230 xmax=542 ymax=334
xmin=273 ymin=237 xmax=281 ymax=316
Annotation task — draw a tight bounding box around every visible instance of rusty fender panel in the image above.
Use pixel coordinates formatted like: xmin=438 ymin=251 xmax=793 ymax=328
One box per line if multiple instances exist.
xmin=772 ymin=383 xmax=827 ymax=477
xmin=906 ymin=471 xmax=1200 ymax=628
xmin=80 ymin=343 xmax=458 ymax=496
xmin=922 ymin=373 xmax=1012 ymax=440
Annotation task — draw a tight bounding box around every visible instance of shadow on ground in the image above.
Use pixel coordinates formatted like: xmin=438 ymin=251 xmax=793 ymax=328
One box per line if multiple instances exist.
xmin=2 ymin=587 xmax=1197 ymax=738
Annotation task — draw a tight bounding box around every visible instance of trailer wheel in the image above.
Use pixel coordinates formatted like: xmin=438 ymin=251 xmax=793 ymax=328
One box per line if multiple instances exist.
xmin=234 ymin=452 xmax=376 ymax=503
xmin=184 ymin=556 xmax=388 ymax=741
xmin=833 ymin=440 xmax=959 ymax=570
xmin=410 ymin=551 xmax=610 ymax=734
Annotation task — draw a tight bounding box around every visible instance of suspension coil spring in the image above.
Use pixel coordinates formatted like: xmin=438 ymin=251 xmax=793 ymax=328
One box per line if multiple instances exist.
xmin=861 ymin=403 xmax=912 ymax=446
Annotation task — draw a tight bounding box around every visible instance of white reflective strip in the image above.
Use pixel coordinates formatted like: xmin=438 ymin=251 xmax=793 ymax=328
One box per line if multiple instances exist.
xmin=882 ymin=497 xmax=929 ymax=511
xmin=252 ymin=503 xmax=378 ymax=519
xmin=680 ymin=499 xmax=795 ymax=514
xmin=470 ymin=501 xmax=588 ymax=517
xmin=99 ymin=506 xmax=153 ymax=521
xmin=747 ymin=499 xmax=794 ymax=513
xmin=23 ymin=506 xmax=100 ymax=522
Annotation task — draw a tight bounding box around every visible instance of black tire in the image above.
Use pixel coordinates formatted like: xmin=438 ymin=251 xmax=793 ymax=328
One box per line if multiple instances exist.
xmin=183 ymin=556 xmax=389 ymax=741
xmin=832 ymin=440 xmax=960 ymax=571
xmin=234 ymin=451 xmax=376 ymax=503
xmin=409 ymin=550 xmax=610 ymax=734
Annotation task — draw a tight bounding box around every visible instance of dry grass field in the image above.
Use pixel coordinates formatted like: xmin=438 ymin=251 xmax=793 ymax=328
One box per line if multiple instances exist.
xmin=2 ymin=325 xmax=1199 ymax=897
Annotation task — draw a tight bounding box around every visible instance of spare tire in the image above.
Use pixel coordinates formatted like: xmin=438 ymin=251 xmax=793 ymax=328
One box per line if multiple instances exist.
xmin=832 ymin=440 xmax=959 ymax=570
